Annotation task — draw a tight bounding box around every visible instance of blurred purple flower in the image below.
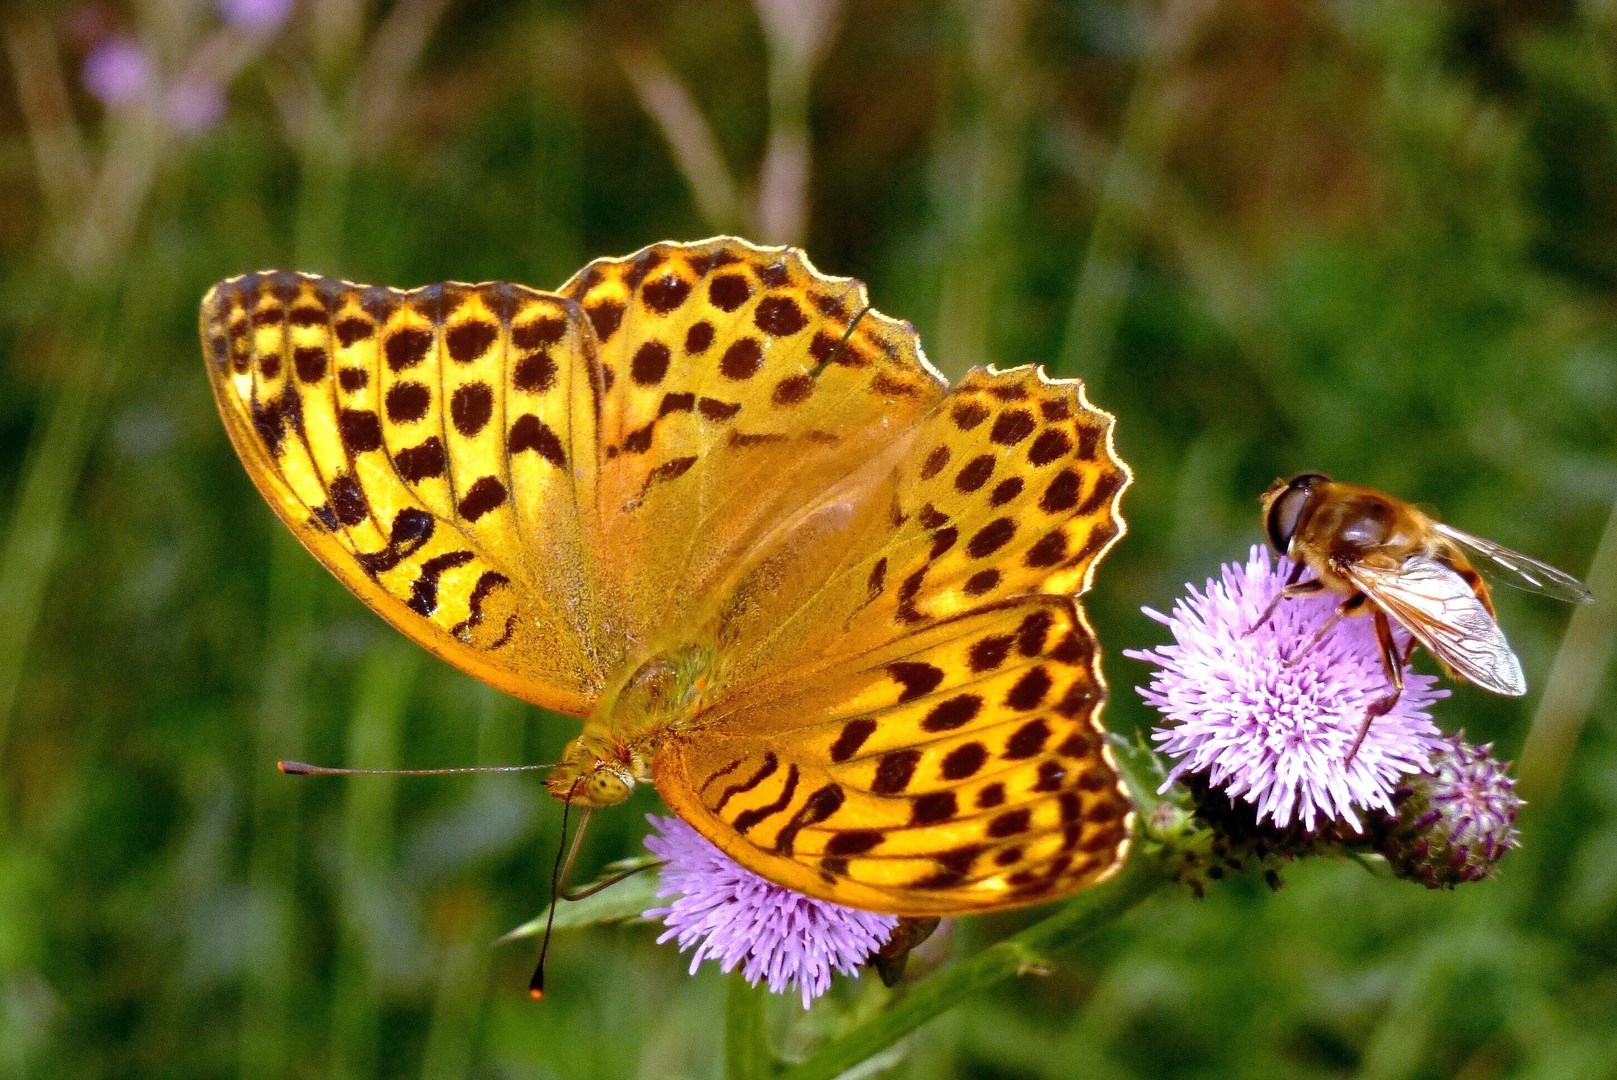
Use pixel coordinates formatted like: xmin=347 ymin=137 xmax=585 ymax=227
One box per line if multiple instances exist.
xmin=1127 ymin=546 xmax=1447 ymax=832
xmin=166 ymin=80 xmax=226 ymax=135
xmin=83 ymin=37 xmax=152 ymax=107
xmin=643 ymin=815 xmax=897 ymax=1008
xmin=220 ymin=0 xmax=294 ymax=35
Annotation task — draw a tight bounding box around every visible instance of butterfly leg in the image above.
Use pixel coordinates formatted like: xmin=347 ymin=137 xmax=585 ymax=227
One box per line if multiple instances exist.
xmin=551 ymin=807 xmax=595 ymax=898
xmin=561 ymin=858 xmax=665 ymax=901
xmin=539 ymin=803 xmax=667 ymax=901
xmin=1245 ymin=563 xmax=1323 ymax=635
xmin=1345 ymin=609 xmax=1405 ymax=763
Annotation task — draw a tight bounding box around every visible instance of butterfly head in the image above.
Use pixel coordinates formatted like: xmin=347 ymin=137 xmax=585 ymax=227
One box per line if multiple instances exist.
xmin=547 ymin=645 xmax=716 ymax=808
xmin=545 ymin=730 xmax=643 ymax=808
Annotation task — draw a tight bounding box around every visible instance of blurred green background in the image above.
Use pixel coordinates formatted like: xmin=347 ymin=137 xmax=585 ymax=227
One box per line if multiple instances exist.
xmin=2 ymin=1 xmax=1615 ymax=1077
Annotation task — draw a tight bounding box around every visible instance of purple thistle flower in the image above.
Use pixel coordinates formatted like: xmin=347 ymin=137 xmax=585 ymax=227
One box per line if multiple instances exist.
xmin=83 ymin=37 xmax=152 ymax=108
xmin=643 ymin=815 xmax=898 ymax=1008
xmin=1127 ymin=546 xmax=1447 ymax=832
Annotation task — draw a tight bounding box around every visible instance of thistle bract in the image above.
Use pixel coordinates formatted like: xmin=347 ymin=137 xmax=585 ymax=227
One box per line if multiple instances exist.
xmin=1375 ymin=735 xmax=1523 ymax=888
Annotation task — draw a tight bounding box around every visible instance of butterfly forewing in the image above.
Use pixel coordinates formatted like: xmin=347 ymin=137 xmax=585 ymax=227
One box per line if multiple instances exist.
xmin=558 ymin=239 xmax=947 ymax=648
xmin=1345 ymin=556 xmax=1526 ymax=695
xmin=859 ymin=366 xmax=1128 ymax=617
xmin=203 ymin=272 xmax=608 ymax=715
xmin=694 ymin=363 xmax=1133 ymax=703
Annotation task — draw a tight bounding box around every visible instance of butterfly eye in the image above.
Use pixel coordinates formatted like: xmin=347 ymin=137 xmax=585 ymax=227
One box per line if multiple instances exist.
xmin=585 ymin=769 xmax=631 ymax=806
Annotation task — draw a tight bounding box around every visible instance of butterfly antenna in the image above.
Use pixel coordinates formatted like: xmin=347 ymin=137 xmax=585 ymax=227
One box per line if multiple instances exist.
xmin=530 ymin=777 xmax=587 ymax=1000
xmin=278 ymin=761 xmax=558 ymax=777
xmin=810 ymin=304 xmax=871 ymax=378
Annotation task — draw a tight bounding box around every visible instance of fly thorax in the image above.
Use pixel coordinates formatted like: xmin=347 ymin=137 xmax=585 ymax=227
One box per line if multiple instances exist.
xmin=1319 ymin=495 xmax=1395 ymax=564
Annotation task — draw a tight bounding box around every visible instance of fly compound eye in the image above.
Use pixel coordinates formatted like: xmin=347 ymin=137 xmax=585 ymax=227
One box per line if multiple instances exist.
xmin=1266 ymin=475 xmax=1327 ymax=554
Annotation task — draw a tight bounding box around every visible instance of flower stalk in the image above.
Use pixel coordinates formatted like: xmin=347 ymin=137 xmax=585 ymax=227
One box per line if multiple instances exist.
xmin=725 ymin=975 xmax=773 ymax=1080
xmin=772 ymin=738 xmax=1177 ymax=1079
xmin=776 ymin=853 xmax=1172 ymax=1080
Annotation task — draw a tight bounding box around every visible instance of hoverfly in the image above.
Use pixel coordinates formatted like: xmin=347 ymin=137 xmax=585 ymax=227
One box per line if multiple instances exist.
xmin=1256 ymin=473 xmax=1592 ymax=759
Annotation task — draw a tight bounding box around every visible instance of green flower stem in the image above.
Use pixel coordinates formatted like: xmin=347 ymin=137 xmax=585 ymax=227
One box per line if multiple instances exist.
xmin=777 ymin=852 xmax=1171 ymax=1080
xmin=725 ymin=973 xmax=774 ymax=1080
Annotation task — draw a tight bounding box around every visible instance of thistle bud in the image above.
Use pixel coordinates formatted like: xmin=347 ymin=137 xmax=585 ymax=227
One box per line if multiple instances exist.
xmin=1374 ymin=735 xmax=1522 ymax=888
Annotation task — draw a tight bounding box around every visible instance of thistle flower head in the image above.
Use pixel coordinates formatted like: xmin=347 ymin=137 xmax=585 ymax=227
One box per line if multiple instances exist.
xmin=1127 ymin=546 xmax=1447 ymax=832
xmin=642 ymin=815 xmax=898 ymax=1008
xmin=1375 ymin=734 xmax=1523 ymax=888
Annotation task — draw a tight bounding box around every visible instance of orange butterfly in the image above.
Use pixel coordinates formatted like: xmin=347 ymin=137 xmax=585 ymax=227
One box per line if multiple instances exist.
xmin=203 ymin=238 xmax=1134 ymax=918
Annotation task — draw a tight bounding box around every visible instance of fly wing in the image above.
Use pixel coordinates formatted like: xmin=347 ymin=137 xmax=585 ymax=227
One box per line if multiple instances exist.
xmin=1345 ymin=555 xmax=1527 ymax=696
xmin=1431 ymin=522 xmax=1593 ymax=604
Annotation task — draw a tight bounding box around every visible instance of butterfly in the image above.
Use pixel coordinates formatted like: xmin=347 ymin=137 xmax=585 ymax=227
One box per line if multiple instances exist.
xmin=202 ymin=237 xmax=1134 ymax=917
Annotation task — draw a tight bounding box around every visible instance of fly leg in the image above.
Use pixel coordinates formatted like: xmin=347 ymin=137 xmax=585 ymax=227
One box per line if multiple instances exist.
xmin=1246 ymin=561 xmax=1324 ymax=635
xmin=1346 ymin=609 xmax=1405 ymax=764
xmin=1282 ymin=592 xmax=1366 ymax=667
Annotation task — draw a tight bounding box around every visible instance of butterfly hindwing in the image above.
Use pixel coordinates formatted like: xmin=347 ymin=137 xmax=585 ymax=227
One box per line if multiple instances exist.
xmin=655 ymin=597 xmax=1132 ymax=916
xmin=637 ymin=329 xmax=1136 ymax=915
